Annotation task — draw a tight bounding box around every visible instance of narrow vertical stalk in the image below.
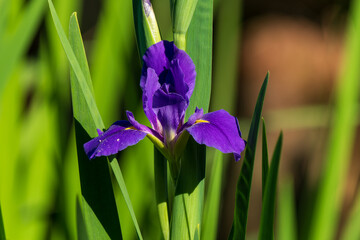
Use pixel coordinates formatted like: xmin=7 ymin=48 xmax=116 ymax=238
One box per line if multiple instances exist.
xmin=154 ymin=148 xmax=170 ymax=240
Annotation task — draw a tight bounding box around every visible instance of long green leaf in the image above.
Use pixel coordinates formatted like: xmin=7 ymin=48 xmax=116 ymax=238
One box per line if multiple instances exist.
xmin=171 ymin=138 xmax=206 ymax=240
xmin=109 ymin=159 xmax=143 ymax=240
xmin=48 ymin=5 xmax=122 ymax=238
xmin=185 ymin=0 xmax=213 ymax=116
xmin=278 ymin=179 xmax=297 ymax=240
xmin=309 ymin=0 xmax=360 ymax=238
xmin=0 ymin=202 xmax=5 ymax=240
xmin=229 ymin=73 xmax=269 ymax=240
xmin=211 ymin=0 xmax=242 ymax=111
xmin=170 ymin=0 xmax=213 ymax=239
xmin=201 ymin=150 xmax=223 ymax=240
xmin=262 ymin=119 xmax=269 ymax=198
xmin=154 ymin=148 xmax=170 ymax=240
xmin=258 ymin=132 xmax=283 ymax=240
xmin=77 ymin=196 xmax=111 ymax=240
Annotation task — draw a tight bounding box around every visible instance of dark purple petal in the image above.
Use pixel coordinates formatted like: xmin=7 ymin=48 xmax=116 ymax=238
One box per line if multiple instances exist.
xmin=186 ymin=109 xmax=246 ymax=161
xmin=84 ymin=121 xmax=147 ymax=160
xmin=141 ymin=68 xmax=161 ymax=130
xmin=153 ymin=89 xmax=187 ymax=141
xmin=141 ymin=41 xmax=196 ymax=99
xmin=169 ymin=59 xmax=190 ymax=101
xmin=173 ymin=47 xmax=196 ymax=99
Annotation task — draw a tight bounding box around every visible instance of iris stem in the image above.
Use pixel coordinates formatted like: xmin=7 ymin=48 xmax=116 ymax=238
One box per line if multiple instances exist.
xmin=174 ymin=32 xmax=186 ymax=50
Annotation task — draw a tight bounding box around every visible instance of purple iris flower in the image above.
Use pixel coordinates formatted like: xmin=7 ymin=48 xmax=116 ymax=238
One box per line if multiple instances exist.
xmin=84 ymin=40 xmax=245 ymax=163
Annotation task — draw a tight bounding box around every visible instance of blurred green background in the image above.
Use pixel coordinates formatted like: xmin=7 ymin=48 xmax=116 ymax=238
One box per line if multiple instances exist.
xmin=0 ymin=0 xmax=359 ymax=239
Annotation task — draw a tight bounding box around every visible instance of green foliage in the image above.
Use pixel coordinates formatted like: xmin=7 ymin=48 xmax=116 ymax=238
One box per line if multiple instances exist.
xmin=133 ymin=0 xmax=161 ymax=58
xmin=201 ymin=150 xmax=223 ymax=240
xmin=154 ymin=149 xmax=170 ymax=240
xmin=170 ymin=0 xmax=213 ymax=239
xmin=258 ymin=132 xmax=283 ymax=240
xmin=0 ymin=0 xmax=46 ymax=96
xmin=261 ymin=119 xmax=269 ymax=198
xmin=76 ymin=197 xmax=111 ymax=240
xmin=341 ymin=188 xmax=360 ymax=240
xmin=229 ymin=73 xmax=268 ymax=240
xmin=278 ymin=179 xmax=297 ymax=240
xmin=309 ymin=0 xmax=360 ymax=239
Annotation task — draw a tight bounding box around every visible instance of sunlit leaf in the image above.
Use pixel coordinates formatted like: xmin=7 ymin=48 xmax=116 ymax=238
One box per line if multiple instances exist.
xmin=258 ymin=132 xmax=283 ymax=240
xmin=229 ymin=73 xmax=269 ymax=240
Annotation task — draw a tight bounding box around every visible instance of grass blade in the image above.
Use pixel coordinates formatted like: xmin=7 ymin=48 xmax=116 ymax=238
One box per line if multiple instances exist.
xmin=229 ymin=72 xmax=269 ymax=240
xmin=109 ymin=159 xmax=143 ymax=240
xmin=201 ymin=150 xmax=223 ymax=240
xmin=258 ymin=132 xmax=283 ymax=240
xmin=48 ymin=5 xmax=123 ymax=238
xmin=278 ymin=179 xmax=297 ymax=240
xmin=309 ymin=0 xmax=360 ymax=238
xmin=262 ymin=119 xmax=269 ymax=198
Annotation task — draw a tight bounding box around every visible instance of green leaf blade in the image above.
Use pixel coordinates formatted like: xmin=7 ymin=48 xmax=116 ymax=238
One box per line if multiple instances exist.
xmin=262 ymin=119 xmax=269 ymax=198
xmin=229 ymin=73 xmax=269 ymax=240
xmin=258 ymin=132 xmax=283 ymax=240
xmin=278 ymin=179 xmax=297 ymax=240
xmin=309 ymin=0 xmax=360 ymax=238
xmin=202 ymin=150 xmax=223 ymax=240
xmin=48 ymin=6 xmax=123 ymax=239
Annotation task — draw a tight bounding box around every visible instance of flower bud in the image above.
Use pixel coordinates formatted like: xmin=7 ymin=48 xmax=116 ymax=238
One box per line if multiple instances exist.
xmin=133 ymin=0 xmax=161 ymax=57
xmin=172 ymin=0 xmax=198 ymax=50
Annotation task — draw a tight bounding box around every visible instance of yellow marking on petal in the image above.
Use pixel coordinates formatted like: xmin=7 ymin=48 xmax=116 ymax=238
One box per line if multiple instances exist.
xmin=195 ymin=119 xmax=210 ymax=124
xmin=125 ymin=126 xmax=136 ymax=130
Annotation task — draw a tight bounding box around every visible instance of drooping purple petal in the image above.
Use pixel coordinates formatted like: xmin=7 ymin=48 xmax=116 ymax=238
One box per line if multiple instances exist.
xmin=153 ymin=89 xmax=187 ymax=141
xmin=84 ymin=121 xmax=147 ymax=160
xmin=141 ymin=68 xmax=161 ymax=130
xmin=186 ymin=109 xmax=246 ymax=161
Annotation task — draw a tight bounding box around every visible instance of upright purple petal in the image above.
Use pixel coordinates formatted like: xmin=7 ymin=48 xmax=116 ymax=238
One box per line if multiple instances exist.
xmin=186 ymin=109 xmax=246 ymax=161
xmin=141 ymin=68 xmax=161 ymax=130
xmin=169 ymin=59 xmax=190 ymax=101
xmin=173 ymin=47 xmax=196 ymax=99
xmin=153 ymin=89 xmax=187 ymax=142
xmin=141 ymin=41 xmax=196 ymax=99
xmin=84 ymin=121 xmax=147 ymax=160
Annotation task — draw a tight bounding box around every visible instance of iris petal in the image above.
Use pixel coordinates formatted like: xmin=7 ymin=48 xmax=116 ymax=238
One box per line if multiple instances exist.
xmin=141 ymin=41 xmax=195 ymax=100
xmin=186 ymin=109 xmax=246 ymax=161
xmin=141 ymin=68 xmax=161 ymax=130
xmin=84 ymin=121 xmax=147 ymax=160
xmin=153 ymin=89 xmax=187 ymax=142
